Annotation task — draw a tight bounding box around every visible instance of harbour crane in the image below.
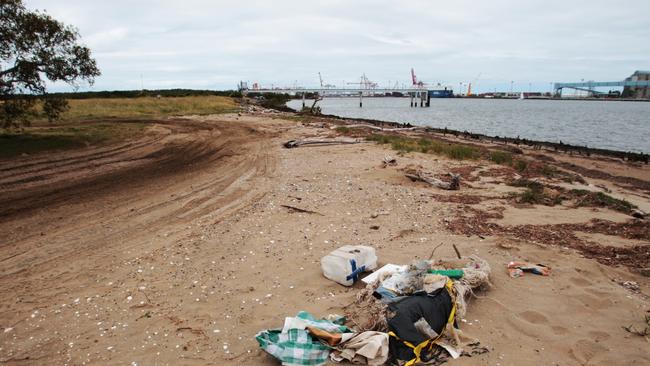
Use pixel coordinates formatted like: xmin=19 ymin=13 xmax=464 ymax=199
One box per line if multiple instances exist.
xmin=346 ymin=73 xmax=377 ymax=90
xmin=466 ymin=72 xmax=482 ymax=96
xmin=411 ymin=68 xmax=425 ymax=88
xmin=318 ymin=72 xmax=335 ymax=89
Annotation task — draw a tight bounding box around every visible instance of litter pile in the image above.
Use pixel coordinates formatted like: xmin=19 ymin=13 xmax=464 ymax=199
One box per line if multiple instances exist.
xmin=256 ymin=246 xmax=492 ymax=366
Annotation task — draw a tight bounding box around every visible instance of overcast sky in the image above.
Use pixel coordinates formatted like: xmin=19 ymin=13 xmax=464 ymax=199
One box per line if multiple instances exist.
xmin=26 ymin=0 xmax=650 ymax=93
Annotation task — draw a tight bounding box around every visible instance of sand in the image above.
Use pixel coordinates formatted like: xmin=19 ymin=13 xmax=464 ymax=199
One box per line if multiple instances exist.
xmin=0 ymin=112 xmax=648 ymax=365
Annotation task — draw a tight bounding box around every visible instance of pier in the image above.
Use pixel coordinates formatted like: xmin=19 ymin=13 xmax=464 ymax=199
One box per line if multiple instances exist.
xmin=242 ymin=87 xmax=432 ymax=108
xmin=554 ymin=80 xmax=650 ymax=93
xmin=554 ymin=71 xmax=650 ymax=98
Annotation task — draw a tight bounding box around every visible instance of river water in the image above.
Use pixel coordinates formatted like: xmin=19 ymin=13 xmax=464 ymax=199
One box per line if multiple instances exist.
xmin=287 ymin=98 xmax=650 ymax=153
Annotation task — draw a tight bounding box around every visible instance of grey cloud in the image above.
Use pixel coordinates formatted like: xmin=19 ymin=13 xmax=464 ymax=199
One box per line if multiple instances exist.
xmin=25 ymin=0 xmax=650 ymax=92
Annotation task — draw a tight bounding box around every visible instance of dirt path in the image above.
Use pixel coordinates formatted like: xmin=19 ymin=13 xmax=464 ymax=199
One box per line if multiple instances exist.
xmin=0 ymin=113 xmax=648 ymax=365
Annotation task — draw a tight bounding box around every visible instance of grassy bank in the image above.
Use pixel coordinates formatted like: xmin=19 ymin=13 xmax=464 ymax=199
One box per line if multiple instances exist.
xmin=366 ymin=134 xmax=480 ymax=160
xmin=1 ymin=96 xmax=238 ymax=158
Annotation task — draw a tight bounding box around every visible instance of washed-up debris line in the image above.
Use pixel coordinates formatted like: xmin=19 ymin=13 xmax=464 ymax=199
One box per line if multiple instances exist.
xmin=331 ymin=124 xmax=420 ymax=132
xmin=284 ymin=138 xmax=362 ymax=149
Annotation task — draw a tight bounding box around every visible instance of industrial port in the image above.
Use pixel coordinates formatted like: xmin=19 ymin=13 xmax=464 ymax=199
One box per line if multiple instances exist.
xmin=241 ymin=69 xmax=650 ymax=101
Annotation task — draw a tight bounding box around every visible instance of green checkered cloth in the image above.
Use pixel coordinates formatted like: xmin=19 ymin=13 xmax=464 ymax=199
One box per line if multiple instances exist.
xmin=255 ymin=311 xmax=349 ymax=366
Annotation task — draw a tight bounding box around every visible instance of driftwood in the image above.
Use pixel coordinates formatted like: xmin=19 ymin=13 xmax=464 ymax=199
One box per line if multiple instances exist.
xmin=332 ymin=124 xmax=420 ymax=132
xmin=406 ymin=171 xmax=461 ymax=190
xmin=284 ymin=138 xmax=361 ymax=149
xmin=281 ymin=204 xmax=323 ymax=216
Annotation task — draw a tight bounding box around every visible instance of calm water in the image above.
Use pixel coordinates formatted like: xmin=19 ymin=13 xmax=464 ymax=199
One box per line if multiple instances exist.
xmin=287 ymin=98 xmax=650 ymax=153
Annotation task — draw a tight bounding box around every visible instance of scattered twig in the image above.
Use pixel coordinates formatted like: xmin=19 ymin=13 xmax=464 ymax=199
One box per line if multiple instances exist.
xmin=139 ymin=288 xmax=152 ymax=304
xmin=281 ymin=204 xmax=324 ymax=216
xmin=136 ymin=311 xmax=153 ymax=321
xmin=452 ymin=244 xmax=462 ymax=259
xmin=622 ymin=314 xmax=650 ymax=339
xmin=428 ymin=242 xmax=445 ymax=260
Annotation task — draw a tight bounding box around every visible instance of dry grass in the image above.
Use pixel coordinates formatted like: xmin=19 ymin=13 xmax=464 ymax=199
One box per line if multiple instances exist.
xmin=20 ymin=96 xmax=238 ymax=125
xmin=58 ymin=96 xmax=238 ymax=122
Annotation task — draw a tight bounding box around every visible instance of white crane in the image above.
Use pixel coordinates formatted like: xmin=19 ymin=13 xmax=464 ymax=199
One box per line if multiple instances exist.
xmin=346 ymin=73 xmax=377 ymax=89
xmin=318 ymin=72 xmax=335 ymax=89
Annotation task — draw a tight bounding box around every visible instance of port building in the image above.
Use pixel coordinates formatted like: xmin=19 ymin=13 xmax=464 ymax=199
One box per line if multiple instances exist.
xmin=623 ymin=70 xmax=650 ymax=99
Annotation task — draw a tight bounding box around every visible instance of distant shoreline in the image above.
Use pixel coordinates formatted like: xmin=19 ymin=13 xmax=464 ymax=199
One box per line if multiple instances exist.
xmin=290 ymin=95 xmax=650 ymax=102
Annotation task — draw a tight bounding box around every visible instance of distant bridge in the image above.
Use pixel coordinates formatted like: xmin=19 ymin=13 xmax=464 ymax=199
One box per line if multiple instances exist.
xmin=554 ymin=80 xmax=650 ymax=94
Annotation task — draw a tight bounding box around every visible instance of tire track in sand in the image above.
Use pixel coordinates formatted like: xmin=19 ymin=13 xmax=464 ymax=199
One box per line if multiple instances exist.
xmin=0 ymin=117 xmax=277 ymax=305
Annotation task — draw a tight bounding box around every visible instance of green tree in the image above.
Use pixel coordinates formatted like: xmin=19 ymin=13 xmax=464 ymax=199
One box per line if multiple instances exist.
xmin=0 ymin=0 xmax=100 ymax=127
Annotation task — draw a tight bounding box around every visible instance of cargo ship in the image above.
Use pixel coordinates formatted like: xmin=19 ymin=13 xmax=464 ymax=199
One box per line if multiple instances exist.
xmin=412 ymin=68 xmax=454 ymax=98
xmin=428 ymin=88 xmax=454 ymax=98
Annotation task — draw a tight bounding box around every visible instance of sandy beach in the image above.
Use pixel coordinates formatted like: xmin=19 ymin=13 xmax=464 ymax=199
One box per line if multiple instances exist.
xmin=0 ymin=110 xmax=648 ymax=365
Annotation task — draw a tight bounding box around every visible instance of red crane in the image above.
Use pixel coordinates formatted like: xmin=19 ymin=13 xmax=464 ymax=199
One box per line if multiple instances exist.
xmin=411 ymin=68 xmax=424 ymax=87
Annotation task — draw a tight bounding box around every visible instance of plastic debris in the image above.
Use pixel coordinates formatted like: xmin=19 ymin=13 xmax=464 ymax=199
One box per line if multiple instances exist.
xmin=507 ymin=261 xmax=551 ymax=278
xmin=321 ymin=245 xmax=377 ymax=286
